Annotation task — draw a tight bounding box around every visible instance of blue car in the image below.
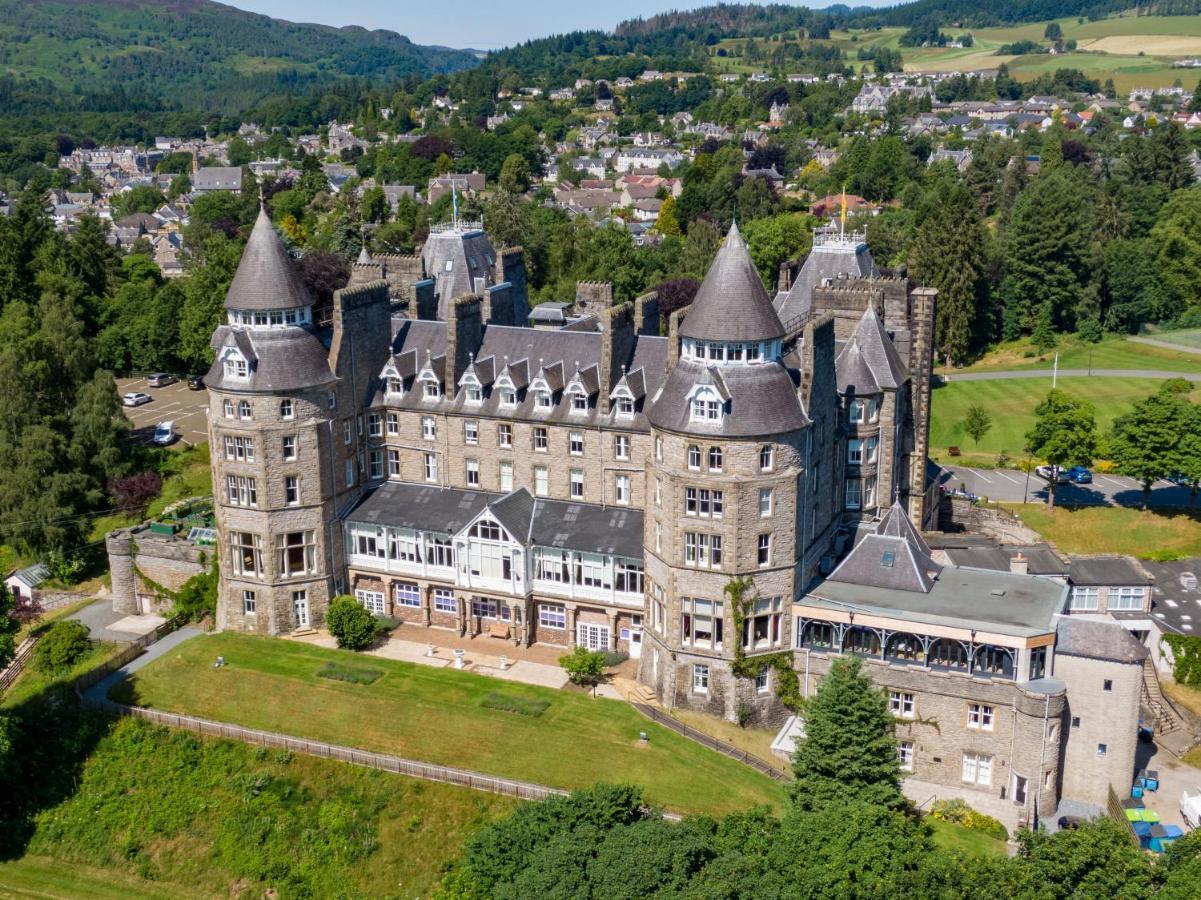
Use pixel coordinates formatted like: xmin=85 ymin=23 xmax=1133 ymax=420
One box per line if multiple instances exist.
xmin=1065 ymin=466 xmax=1092 ymax=484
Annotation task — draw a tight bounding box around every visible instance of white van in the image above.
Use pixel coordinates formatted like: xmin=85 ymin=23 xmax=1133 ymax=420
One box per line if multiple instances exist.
xmin=153 ymin=421 xmax=176 ymax=446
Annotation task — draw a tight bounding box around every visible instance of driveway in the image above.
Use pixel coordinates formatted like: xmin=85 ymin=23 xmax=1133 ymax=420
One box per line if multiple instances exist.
xmin=118 ymin=376 xmax=209 ymax=447
xmin=1136 ymin=737 xmax=1201 ymax=831
xmin=937 ymin=368 xmax=1201 ymax=383
xmin=940 ymin=466 xmax=1195 ymax=510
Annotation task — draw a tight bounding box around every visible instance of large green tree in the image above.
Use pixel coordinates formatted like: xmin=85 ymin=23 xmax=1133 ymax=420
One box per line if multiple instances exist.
xmin=909 ymin=178 xmax=988 ymax=365
xmin=999 ymin=168 xmax=1090 ymax=338
xmin=1109 ymin=386 xmax=1191 ymax=510
xmin=1025 ymin=389 xmax=1098 ymax=509
xmin=789 ymin=656 xmax=904 ymax=812
xmin=1149 ymin=186 xmax=1201 ymax=314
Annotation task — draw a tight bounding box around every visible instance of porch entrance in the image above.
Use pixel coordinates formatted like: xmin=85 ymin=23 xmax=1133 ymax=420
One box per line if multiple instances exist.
xmin=577 ymin=622 xmax=610 ymax=651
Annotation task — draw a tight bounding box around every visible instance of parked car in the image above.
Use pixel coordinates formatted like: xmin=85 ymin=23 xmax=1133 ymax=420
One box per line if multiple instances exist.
xmin=1181 ymin=788 xmax=1201 ymax=829
xmin=1167 ymin=472 xmax=1193 ymax=487
xmin=147 ymin=373 xmax=177 ymax=388
xmin=153 ymin=421 xmax=176 ymax=445
xmin=1035 ymin=465 xmax=1070 ymax=484
xmin=1064 ymin=466 xmax=1092 ymax=484
xmin=122 ymin=391 xmax=151 ymax=407
xmin=188 ymin=375 xmax=205 ymax=391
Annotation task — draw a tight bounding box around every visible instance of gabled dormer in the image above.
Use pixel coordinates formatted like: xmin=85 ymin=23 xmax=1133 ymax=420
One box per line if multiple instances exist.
xmin=565 ymin=362 xmax=600 ymax=415
xmin=686 ymin=375 xmax=730 ymax=425
xmin=380 ymin=362 xmax=404 ymax=397
xmin=417 ymin=350 xmax=444 ymax=401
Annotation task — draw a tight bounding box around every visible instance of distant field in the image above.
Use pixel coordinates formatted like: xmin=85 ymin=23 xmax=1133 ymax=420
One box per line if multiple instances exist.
xmin=1142 ymin=328 xmax=1201 ymax=349
xmin=943 ymin=335 xmax=1201 ymax=375
xmin=998 ymin=504 xmax=1201 ymax=559
xmin=929 ymin=376 xmax=1191 ymax=460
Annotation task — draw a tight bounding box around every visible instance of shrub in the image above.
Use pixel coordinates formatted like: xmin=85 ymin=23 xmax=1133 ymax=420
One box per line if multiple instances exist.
xmin=601 ymin=650 xmax=628 ymax=667
xmin=108 ymin=471 xmax=164 ymax=510
xmin=558 ymin=645 xmax=606 ymax=686
xmin=316 ymin=662 xmax=384 ymax=685
xmin=930 ymin=798 xmax=1008 ymax=841
xmin=172 ymin=566 xmax=217 ymax=622
xmin=325 ymin=595 xmax=377 ymax=650
xmin=33 ymin=620 xmax=92 ymax=674
xmin=480 ymin=691 xmax=550 ymax=717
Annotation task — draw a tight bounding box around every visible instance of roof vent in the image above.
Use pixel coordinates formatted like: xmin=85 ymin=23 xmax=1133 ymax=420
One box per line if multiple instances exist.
xmin=881 ymin=550 xmax=895 ymax=568
xmin=990 ymin=589 xmax=1006 ymax=597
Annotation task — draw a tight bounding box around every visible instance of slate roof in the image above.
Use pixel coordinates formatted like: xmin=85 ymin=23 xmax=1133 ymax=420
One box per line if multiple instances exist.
xmin=942 ymin=542 xmax=1069 ymax=577
xmin=206 ymin=324 xmax=334 ymax=393
xmin=678 ymin=222 xmax=785 ymax=343
xmin=1068 ymin=557 xmax=1150 ymax=587
xmin=421 ymin=227 xmax=498 ymax=319
xmin=192 ymin=166 xmax=243 ymax=192
xmin=647 ymin=358 xmax=809 ymax=437
xmin=774 ymin=231 xmax=879 ymax=325
xmin=224 ymin=206 xmax=314 ymax=311
xmin=1055 ymin=617 xmax=1148 ymax=664
xmin=835 ymin=307 xmax=909 ymax=393
xmin=827 ymin=503 xmax=941 ymax=593
xmin=346 ymin=482 xmax=644 ymax=558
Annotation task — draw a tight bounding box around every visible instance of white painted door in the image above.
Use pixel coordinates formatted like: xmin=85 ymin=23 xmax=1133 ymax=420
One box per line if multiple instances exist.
xmin=294 ymin=595 xmax=310 ymax=628
xmin=577 ymin=622 xmax=610 ymax=651
xmin=627 ymin=615 xmax=643 ymax=659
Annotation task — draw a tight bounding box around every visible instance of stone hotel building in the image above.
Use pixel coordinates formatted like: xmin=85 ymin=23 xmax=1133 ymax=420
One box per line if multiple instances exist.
xmin=205 ymin=209 xmax=1144 ymax=829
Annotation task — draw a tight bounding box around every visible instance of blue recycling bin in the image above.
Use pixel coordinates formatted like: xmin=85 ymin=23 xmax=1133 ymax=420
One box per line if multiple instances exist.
xmin=1131 ymin=785 xmax=1144 ymax=799
xmin=1144 ymin=771 xmax=1160 ymax=792
xmin=1132 ymin=820 xmax=1154 ymax=849
xmin=1149 ymin=824 xmax=1183 ymax=853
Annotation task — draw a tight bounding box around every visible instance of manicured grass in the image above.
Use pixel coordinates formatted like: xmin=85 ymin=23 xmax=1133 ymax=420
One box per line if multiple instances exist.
xmin=943 ymin=336 xmax=1201 ymax=375
xmin=0 ymin=855 xmax=202 ymax=900
xmin=928 ymin=818 xmax=1008 ymax=858
xmin=998 ymin=504 xmax=1201 ymax=560
xmin=113 ymin=632 xmax=790 ymax=816
xmin=667 ymin=707 xmax=783 ymax=769
xmin=18 ymin=717 xmax=512 ymax=899
xmin=316 ymin=661 xmax=384 ymax=685
xmin=930 ymin=376 xmax=1188 ymax=461
xmin=1142 ymin=328 xmax=1201 ymax=350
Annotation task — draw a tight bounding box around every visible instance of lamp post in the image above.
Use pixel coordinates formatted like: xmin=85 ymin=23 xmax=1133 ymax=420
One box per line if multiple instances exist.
xmin=1022 ymin=447 xmax=1033 ymax=506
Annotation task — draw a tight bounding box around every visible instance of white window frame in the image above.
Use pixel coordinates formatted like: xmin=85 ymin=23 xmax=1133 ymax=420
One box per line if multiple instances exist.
xmin=692 ymin=663 xmax=710 ymax=694
xmin=890 ymin=691 xmax=915 ymax=719
xmin=1069 ymin=586 xmax=1100 ymax=611
xmin=898 ymin=741 xmax=914 ymax=772
xmin=759 ymin=488 xmax=773 ymax=517
xmin=615 ymin=474 xmax=630 ymax=505
xmin=967 ymin=703 xmax=994 ymax=731
xmin=961 ymin=752 xmax=992 ymax=786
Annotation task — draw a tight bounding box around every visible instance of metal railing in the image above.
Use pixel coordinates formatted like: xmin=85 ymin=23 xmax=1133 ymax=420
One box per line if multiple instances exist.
xmin=630 ymin=702 xmax=791 ymax=781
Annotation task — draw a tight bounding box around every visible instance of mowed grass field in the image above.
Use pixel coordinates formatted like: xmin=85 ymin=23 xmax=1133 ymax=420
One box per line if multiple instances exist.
xmin=930 ymin=376 xmax=1191 ymax=460
xmin=112 ymin=632 xmax=790 ymax=816
xmin=997 ymin=504 xmax=1201 ymax=559
xmin=941 ymin=335 xmax=1201 ymax=375
xmin=1141 ymin=327 xmax=1201 ymax=350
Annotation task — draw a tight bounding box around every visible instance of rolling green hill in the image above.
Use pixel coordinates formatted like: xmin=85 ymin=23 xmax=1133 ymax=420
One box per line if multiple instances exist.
xmin=0 ymin=0 xmax=479 ymax=114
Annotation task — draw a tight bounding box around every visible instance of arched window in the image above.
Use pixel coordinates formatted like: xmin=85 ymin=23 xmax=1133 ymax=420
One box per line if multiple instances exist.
xmin=223 ymin=399 xmax=234 ymax=418
xmin=929 ymin=638 xmax=970 ymax=672
xmin=884 ymin=632 xmax=925 ymax=665
xmin=800 ymin=620 xmax=837 ymax=650
xmin=974 ymin=645 xmax=1015 ymax=680
xmin=843 ymin=626 xmax=881 ymax=657
xmin=238 ymin=400 xmax=252 ymax=420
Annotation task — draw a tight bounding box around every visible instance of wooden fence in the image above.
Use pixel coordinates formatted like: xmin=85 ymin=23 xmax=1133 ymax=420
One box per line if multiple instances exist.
xmin=0 ymin=636 xmax=39 ymax=692
xmin=631 ymin=702 xmax=791 ymax=781
xmin=1107 ymin=785 xmax=1140 ymax=845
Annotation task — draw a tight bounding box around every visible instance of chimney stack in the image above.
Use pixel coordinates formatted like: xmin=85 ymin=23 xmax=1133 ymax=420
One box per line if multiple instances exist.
xmin=1010 ymin=552 xmax=1029 ymax=576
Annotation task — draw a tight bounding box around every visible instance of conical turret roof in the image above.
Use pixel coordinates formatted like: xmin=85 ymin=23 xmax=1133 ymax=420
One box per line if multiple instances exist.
xmin=678 ymin=222 xmax=785 ymax=343
xmin=224 ymin=206 xmax=314 ymax=311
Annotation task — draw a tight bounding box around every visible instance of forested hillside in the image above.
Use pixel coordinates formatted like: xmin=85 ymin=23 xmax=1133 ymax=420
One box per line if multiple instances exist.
xmin=0 ymin=0 xmax=477 ymax=115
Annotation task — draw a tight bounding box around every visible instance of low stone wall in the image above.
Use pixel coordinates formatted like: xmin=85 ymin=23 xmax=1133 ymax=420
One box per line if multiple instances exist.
xmin=106 ymin=526 xmax=208 ymax=616
xmin=938 ymin=495 xmax=1042 ymax=544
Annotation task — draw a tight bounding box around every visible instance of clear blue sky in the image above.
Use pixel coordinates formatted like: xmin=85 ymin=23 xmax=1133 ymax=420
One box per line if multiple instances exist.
xmin=224 ymin=1 xmax=893 ymax=52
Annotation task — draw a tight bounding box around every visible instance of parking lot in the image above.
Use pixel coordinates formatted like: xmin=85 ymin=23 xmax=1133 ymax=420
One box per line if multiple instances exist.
xmin=118 ymin=376 xmax=210 ymax=447
xmin=941 ymin=465 xmax=1195 ymax=509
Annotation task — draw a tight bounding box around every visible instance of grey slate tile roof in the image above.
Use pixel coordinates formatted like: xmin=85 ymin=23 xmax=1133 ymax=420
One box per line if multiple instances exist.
xmin=346 ymin=482 xmax=644 ymax=559
xmin=1055 ymin=617 xmax=1148 ymax=664
xmin=835 ymin=307 xmax=908 ymax=393
xmin=943 ymin=543 xmax=1069 ymax=576
xmin=421 ymin=228 xmax=497 ymax=319
xmin=678 ymin=222 xmax=786 ymax=343
xmin=1068 ymin=557 xmax=1150 ymax=587
xmin=224 ymin=207 xmax=314 ymax=311
xmin=206 ymin=325 xmax=334 ymax=393
xmin=774 ymin=232 xmax=879 ymax=325
xmin=827 ymin=503 xmax=941 ymax=593
xmin=647 ymin=358 xmax=809 ymax=437
xmin=192 ymin=166 xmax=243 ymax=192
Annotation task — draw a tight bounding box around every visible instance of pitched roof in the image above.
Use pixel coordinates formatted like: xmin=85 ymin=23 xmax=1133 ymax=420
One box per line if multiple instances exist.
xmin=835 ymin=307 xmax=908 ymax=393
xmin=678 ymin=222 xmax=785 ymax=343
xmin=224 ymin=206 xmax=314 ymax=311
xmin=647 ymin=358 xmax=808 ymax=437
xmin=1068 ymin=557 xmax=1150 ymax=587
xmin=827 ymin=503 xmax=941 ymax=593
xmin=1055 ymin=618 xmax=1148 ymax=664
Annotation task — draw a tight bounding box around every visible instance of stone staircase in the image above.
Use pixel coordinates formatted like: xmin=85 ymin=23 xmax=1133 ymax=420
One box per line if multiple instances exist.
xmin=626 ymin=682 xmax=658 ymax=705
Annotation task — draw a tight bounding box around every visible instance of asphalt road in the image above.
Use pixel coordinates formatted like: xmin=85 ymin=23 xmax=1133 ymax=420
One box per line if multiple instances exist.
xmin=117 ymin=376 xmax=210 ymax=447
xmin=941 ymin=465 xmax=1196 ymax=509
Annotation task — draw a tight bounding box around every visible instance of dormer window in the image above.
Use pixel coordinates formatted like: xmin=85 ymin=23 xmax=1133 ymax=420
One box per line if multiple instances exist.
xmin=690 ymin=397 xmax=722 ymax=422
xmin=465 ymin=384 xmax=482 ymax=403
xmin=224 ymin=358 xmax=247 ymax=379
xmin=571 ymin=390 xmax=588 ymax=413
xmin=387 ymin=377 xmax=402 ymax=395
xmin=424 ymin=380 xmax=441 ymax=400
xmin=500 ymin=388 xmax=516 ymax=407
xmin=616 ymin=396 xmax=634 ymax=416
xmin=536 ymin=390 xmax=552 ymax=410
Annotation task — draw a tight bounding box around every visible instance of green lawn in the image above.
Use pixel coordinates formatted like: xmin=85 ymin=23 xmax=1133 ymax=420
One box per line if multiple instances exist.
xmin=1 ymin=642 xmax=123 ymax=709
xmin=930 ymin=376 xmax=1187 ymax=463
xmin=0 ymin=855 xmax=205 ymax=900
xmin=929 ymin=818 xmax=1008 ymax=858
xmin=112 ymin=632 xmax=789 ymax=816
xmin=1142 ymin=328 xmax=1201 ymax=350
xmin=998 ymin=504 xmax=1201 ymax=560
xmin=943 ymin=335 xmax=1201 ymax=375
xmin=145 ymin=442 xmax=213 ymax=519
